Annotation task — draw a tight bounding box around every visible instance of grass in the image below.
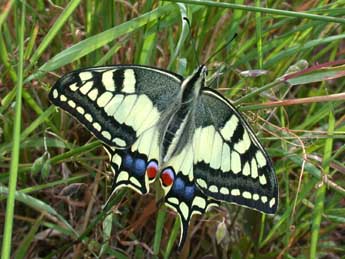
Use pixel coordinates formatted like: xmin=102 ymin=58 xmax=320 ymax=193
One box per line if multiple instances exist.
xmin=1 ymin=0 xmax=345 ymax=258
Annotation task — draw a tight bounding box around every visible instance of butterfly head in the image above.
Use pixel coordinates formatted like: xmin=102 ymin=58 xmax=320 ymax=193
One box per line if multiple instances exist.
xmin=181 ymin=65 xmax=207 ymax=101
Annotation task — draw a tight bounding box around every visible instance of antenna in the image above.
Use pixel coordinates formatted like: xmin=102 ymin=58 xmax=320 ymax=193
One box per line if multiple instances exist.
xmin=204 ymin=33 xmax=238 ymax=65
xmin=183 ymin=17 xmax=200 ymax=66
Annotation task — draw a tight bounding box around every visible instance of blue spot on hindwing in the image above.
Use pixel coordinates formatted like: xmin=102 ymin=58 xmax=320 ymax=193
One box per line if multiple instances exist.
xmin=123 ymin=154 xmax=133 ymax=170
xmin=172 ymin=177 xmax=185 ymax=193
xmin=184 ymin=185 xmax=195 ymax=201
xmin=134 ymin=158 xmax=146 ymax=176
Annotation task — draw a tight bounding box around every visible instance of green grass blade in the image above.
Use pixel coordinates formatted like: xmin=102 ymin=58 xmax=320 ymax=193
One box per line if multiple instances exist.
xmin=0 ymin=29 xmax=17 ymax=81
xmin=153 ymin=207 xmax=167 ymax=255
xmin=1 ymin=2 xmax=25 ymax=258
xmin=28 ymin=0 xmax=82 ymax=67
xmin=310 ymin=100 xmax=335 ymax=258
xmin=165 ymin=0 xmax=345 ymax=24
xmin=163 ymin=217 xmax=180 ymax=259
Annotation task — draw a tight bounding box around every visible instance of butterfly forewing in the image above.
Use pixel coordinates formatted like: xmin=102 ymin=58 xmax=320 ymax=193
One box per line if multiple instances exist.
xmin=49 ymin=65 xmax=183 ymax=148
xmin=193 ymin=89 xmax=278 ymax=213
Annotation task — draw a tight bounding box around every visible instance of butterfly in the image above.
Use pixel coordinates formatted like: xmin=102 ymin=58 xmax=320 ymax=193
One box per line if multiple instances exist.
xmin=49 ymin=64 xmax=278 ymax=248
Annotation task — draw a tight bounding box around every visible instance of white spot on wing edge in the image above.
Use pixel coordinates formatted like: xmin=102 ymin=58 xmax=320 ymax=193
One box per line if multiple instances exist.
xmin=256 ymin=151 xmax=267 ymax=168
xmin=122 ymin=69 xmax=136 ymax=93
xmin=113 ymin=137 xmax=126 ymax=147
xmin=69 ymin=83 xmax=79 ymax=92
xmin=93 ymin=122 xmax=101 ymax=132
xmin=231 ymin=189 xmax=240 ymax=196
xmin=220 ymin=187 xmax=229 ymax=195
xmin=60 ymin=94 xmax=67 ymax=102
xmin=88 ymin=88 xmax=98 ymax=101
xmin=209 ymin=185 xmax=218 ymax=193
xmin=220 ymin=115 xmax=239 ymax=140
xmin=79 ymin=71 xmax=93 ymax=81
xmin=234 ymin=129 xmax=251 ymax=154
xmin=76 ymin=106 xmax=85 ymax=115
xmin=52 ymin=89 xmax=58 ymax=99
xmin=102 ymin=130 xmax=111 ymax=140
xmin=84 ymin=113 xmax=93 ymax=122
xmin=261 ymin=196 xmax=268 ymax=203
xmin=242 ymin=191 xmax=252 ymax=199
xmin=102 ymin=69 xmax=116 ymax=91
xmin=196 ymin=178 xmax=207 ymax=189
xmin=68 ymin=100 xmax=76 ymax=108
xmin=259 ymin=174 xmax=267 ymax=185
xmin=269 ymin=198 xmax=276 ymax=208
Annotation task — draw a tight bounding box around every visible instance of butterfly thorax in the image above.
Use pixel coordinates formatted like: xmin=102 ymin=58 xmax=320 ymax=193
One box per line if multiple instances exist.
xmin=161 ymin=66 xmax=206 ymax=163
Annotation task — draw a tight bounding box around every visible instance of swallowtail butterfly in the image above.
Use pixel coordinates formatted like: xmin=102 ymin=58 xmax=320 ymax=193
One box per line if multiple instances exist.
xmin=49 ymin=65 xmax=278 ymax=248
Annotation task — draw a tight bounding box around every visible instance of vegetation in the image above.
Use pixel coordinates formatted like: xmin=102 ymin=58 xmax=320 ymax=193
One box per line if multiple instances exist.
xmin=1 ymin=0 xmax=344 ymax=258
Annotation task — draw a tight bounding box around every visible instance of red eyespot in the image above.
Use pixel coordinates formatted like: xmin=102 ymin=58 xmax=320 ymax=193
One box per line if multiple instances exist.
xmin=146 ymin=161 xmax=158 ymax=180
xmin=161 ymin=168 xmax=175 ymax=187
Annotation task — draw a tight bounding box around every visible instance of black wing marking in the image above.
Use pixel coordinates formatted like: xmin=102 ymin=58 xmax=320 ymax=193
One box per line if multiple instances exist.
xmin=193 ymin=88 xmax=278 ymax=214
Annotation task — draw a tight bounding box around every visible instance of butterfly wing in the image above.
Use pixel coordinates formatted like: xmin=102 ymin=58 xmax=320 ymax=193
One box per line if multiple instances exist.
xmin=49 ymin=65 xmax=183 ymax=148
xmin=193 ymin=88 xmax=278 ymax=214
xmin=159 ymin=144 xmax=219 ymax=248
xmin=49 ymin=65 xmax=183 ymax=194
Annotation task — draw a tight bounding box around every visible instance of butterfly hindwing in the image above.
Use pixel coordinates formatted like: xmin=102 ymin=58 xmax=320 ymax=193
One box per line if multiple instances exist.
xmin=159 ymin=145 xmax=219 ymax=248
xmin=193 ymin=89 xmax=278 ymax=213
xmin=49 ymin=65 xmax=183 ymax=148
